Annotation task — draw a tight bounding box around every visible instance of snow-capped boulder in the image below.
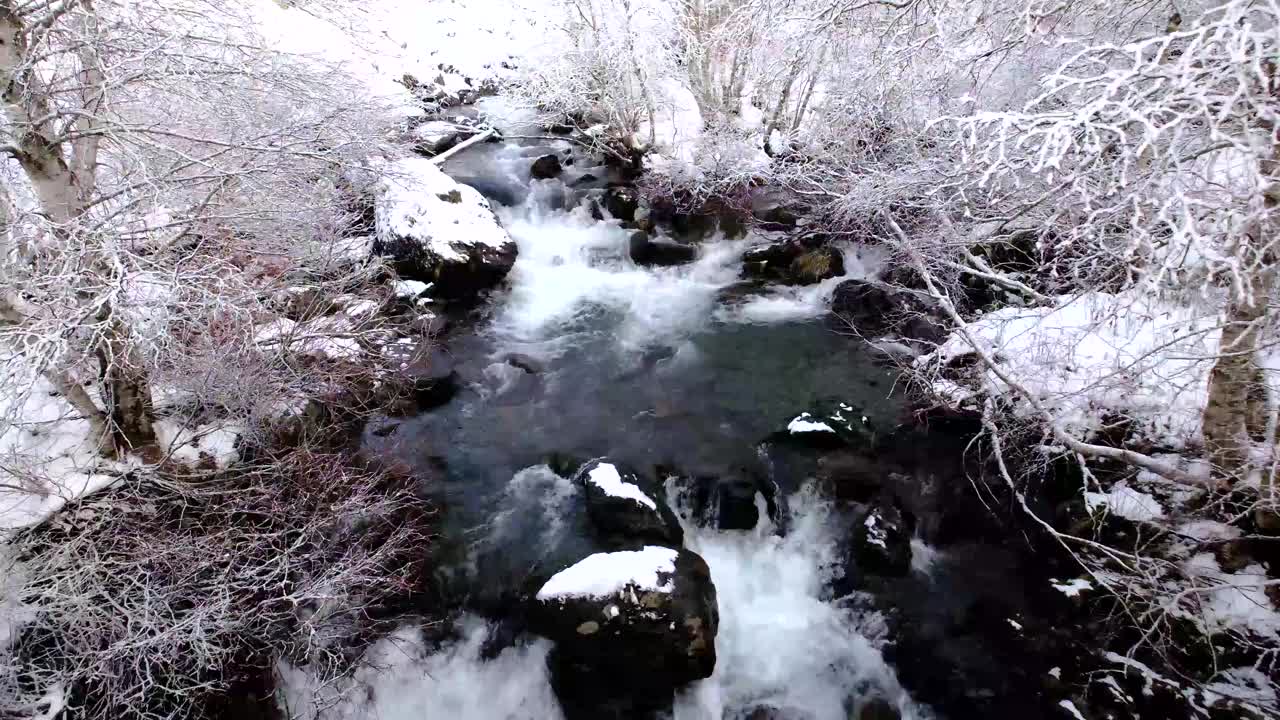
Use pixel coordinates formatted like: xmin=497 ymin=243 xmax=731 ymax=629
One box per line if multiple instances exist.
xmin=411 ymin=120 xmax=468 ymax=156
xmin=852 ymin=501 xmax=913 ymax=576
xmin=629 ymin=231 xmax=697 ymax=266
xmin=531 ymin=546 xmax=719 ymax=690
xmin=374 ymin=157 xmax=517 ymax=300
xmin=576 ymin=459 xmax=683 ymax=546
xmin=830 ymin=279 xmax=947 ymax=344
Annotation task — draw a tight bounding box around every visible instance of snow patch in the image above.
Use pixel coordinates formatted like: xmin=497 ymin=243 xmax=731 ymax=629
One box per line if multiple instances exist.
xmin=1051 ymin=578 xmax=1094 ymax=597
xmin=787 ymin=413 xmax=835 ymax=434
xmin=1085 ymin=483 xmax=1165 ymax=522
xmin=919 ymin=292 xmax=1222 ymax=448
xmin=536 ymin=546 xmax=678 ymax=600
xmin=586 ymin=462 xmax=657 ymax=510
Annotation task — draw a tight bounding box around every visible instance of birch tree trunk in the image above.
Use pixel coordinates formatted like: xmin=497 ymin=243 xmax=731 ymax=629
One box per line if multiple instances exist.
xmin=0 ymin=1 xmax=157 ymax=456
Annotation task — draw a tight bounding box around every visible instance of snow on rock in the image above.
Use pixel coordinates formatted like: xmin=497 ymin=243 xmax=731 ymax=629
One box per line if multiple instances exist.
xmin=374 ymin=158 xmax=517 ymax=299
xmin=585 ymin=462 xmax=657 ymax=510
xmin=1051 ymin=578 xmax=1094 ymax=597
xmin=575 ymin=459 xmax=683 ymax=546
xmin=393 ymin=279 xmax=432 ymax=299
xmin=536 ymin=546 xmax=678 ymax=601
xmin=1084 ymin=483 xmax=1166 ymax=523
xmin=788 ymin=413 xmax=836 ymax=434
xmin=918 ymin=292 xmax=1223 ymax=449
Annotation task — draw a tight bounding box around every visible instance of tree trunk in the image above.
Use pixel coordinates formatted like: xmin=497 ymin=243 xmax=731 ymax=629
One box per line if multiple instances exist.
xmin=95 ymin=313 xmax=157 ymax=453
xmin=1203 ymin=294 xmax=1269 ymax=489
xmin=2 ymin=2 xmax=157 ymax=457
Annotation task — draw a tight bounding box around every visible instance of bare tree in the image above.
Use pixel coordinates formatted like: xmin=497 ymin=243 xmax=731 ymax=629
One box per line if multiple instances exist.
xmin=0 ymin=0 xmax=398 ymax=465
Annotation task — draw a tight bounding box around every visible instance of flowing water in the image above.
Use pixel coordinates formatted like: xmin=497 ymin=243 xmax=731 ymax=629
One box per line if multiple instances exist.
xmin=279 ymin=135 xmax=929 ymax=719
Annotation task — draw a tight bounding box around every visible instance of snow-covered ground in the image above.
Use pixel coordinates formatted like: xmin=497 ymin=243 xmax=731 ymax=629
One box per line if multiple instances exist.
xmin=918 ymin=292 xmax=1240 ymax=449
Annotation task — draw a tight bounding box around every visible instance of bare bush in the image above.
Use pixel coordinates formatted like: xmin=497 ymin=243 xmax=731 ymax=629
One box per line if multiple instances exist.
xmin=3 ymin=443 xmax=435 ymax=720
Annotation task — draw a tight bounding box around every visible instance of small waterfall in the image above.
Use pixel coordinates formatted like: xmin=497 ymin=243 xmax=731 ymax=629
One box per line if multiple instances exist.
xmin=670 ymin=483 xmax=918 ymax=720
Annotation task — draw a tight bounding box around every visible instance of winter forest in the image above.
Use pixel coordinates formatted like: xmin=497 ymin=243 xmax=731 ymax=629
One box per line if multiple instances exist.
xmin=2 ymin=0 xmax=1280 ymax=718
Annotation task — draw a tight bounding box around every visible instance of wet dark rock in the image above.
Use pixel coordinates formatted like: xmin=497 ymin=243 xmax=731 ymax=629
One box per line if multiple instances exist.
xmin=769 ymin=401 xmax=877 ymax=451
xmin=852 ymin=500 xmax=913 ymax=577
xmin=743 ymin=239 xmax=844 ymax=286
xmin=375 ymin=235 xmax=517 ymax=301
xmin=409 ymin=311 xmax=449 ymax=336
xmin=630 ymin=231 xmax=697 ymax=266
xmin=502 ymin=352 xmax=545 ymax=374
xmin=604 ymin=185 xmax=640 ymax=222
xmin=857 ymin=697 xmax=902 ymax=720
xmin=575 ymin=459 xmax=683 ymax=547
xmin=829 ymin=279 xmax=947 ymax=344
xmin=716 ymin=476 xmax=762 ymax=531
xmin=391 ymin=344 xmax=459 ymax=411
xmin=533 ymin=548 xmax=718 ymax=719
xmin=571 ymin=173 xmax=599 ymax=187
xmin=531 ymin=154 xmax=564 ymax=179
xmin=715 ymin=280 xmax=768 ymax=307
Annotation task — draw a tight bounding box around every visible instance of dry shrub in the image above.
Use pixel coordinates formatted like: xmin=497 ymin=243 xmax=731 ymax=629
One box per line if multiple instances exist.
xmin=5 ymin=445 xmax=435 ymax=720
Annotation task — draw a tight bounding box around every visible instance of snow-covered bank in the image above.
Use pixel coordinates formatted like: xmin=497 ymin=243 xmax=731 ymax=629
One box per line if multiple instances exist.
xmin=916 ymin=292 xmax=1274 ymax=451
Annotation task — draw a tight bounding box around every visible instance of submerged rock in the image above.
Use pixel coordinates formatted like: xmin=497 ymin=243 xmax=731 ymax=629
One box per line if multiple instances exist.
xmin=373 ymin=157 xmax=517 ymax=301
xmin=629 ymin=231 xmax=697 ymax=266
xmin=532 ymin=546 xmax=718 ymax=718
xmin=576 ymin=459 xmax=683 ymax=547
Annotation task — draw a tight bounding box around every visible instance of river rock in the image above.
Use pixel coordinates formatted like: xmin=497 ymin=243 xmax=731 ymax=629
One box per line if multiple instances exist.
xmin=604 ymin=185 xmax=640 ymax=222
xmin=531 ymin=154 xmax=564 ymax=179
xmin=853 ymin=501 xmax=913 ymax=576
xmin=743 ymin=238 xmax=844 ymax=285
xmin=411 ymin=120 xmax=467 ymax=156
xmin=382 ymin=340 xmax=459 ymax=411
xmin=829 ymin=279 xmax=947 ymax=344
xmin=576 ymin=459 xmax=683 ymax=547
xmin=772 ymin=401 xmax=877 ymax=450
xmin=373 ymin=157 xmax=518 ymax=301
xmin=629 ymin=231 xmax=697 ymax=266
xmin=532 ymin=546 xmax=718 ymax=700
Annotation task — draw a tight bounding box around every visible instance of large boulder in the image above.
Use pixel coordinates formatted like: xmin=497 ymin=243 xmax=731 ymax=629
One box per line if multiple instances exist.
xmin=576 ymin=459 xmax=683 ymax=547
xmin=743 ymin=238 xmax=844 ymax=285
xmin=411 ymin=120 xmax=468 ymax=156
xmin=374 ymin=158 xmax=518 ymax=301
xmin=829 ymin=279 xmax=947 ymax=344
xmin=604 ymin=185 xmax=640 ymax=223
xmin=629 ymin=231 xmax=697 ymax=267
xmin=531 ymin=154 xmax=564 ymax=180
xmin=531 ymin=546 xmax=719 ymax=712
